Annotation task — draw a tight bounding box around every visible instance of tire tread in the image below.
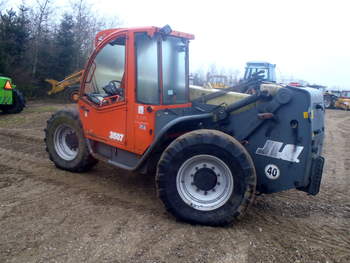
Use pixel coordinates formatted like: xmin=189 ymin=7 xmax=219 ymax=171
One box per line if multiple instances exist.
xmin=44 ymin=109 xmax=97 ymax=173
xmin=156 ymin=129 xmax=256 ymax=226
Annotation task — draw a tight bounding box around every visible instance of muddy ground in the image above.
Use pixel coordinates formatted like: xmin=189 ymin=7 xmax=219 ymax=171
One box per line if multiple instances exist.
xmin=0 ymin=101 xmax=349 ymax=263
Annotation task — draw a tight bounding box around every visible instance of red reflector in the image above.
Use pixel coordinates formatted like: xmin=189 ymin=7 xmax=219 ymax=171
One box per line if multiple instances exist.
xmin=4 ymin=81 xmax=12 ymax=90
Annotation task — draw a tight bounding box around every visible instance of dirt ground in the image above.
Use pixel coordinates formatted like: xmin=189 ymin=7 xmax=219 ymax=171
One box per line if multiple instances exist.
xmin=0 ymin=101 xmax=349 ymax=263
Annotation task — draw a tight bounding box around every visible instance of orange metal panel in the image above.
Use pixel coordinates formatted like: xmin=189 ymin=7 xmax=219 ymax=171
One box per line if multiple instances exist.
xmin=79 ymin=100 xmax=128 ymax=148
xmin=79 ymin=27 xmax=194 ymax=156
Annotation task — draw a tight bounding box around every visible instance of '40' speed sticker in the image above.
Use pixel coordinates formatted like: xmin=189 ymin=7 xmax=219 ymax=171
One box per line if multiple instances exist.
xmin=264 ymin=164 xmax=280 ymax=180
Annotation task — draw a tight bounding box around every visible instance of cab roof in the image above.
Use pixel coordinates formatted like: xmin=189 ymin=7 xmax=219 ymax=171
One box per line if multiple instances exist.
xmin=95 ymin=26 xmax=195 ymax=47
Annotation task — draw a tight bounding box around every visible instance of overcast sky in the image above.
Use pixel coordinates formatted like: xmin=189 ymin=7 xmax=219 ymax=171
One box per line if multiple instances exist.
xmin=5 ymin=0 xmax=350 ymax=89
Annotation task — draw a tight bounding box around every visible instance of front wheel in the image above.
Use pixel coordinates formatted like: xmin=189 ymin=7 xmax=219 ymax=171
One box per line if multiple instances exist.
xmin=44 ymin=109 xmax=98 ymax=172
xmin=156 ymin=129 xmax=256 ymax=226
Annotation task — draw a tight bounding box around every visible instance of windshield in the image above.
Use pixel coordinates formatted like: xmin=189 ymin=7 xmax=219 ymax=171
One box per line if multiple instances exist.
xmin=245 ymin=66 xmax=269 ymax=80
xmin=84 ymin=36 xmax=126 ymax=98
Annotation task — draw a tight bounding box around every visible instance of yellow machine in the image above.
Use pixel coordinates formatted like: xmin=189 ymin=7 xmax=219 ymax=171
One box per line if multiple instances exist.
xmin=45 ymin=70 xmax=83 ymax=103
xmin=204 ymin=74 xmax=229 ymax=89
xmin=335 ymin=90 xmax=350 ymax=110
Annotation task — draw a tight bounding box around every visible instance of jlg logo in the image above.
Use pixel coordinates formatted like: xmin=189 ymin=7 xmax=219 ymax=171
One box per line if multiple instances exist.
xmin=256 ymin=140 xmax=304 ymax=163
xmin=109 ymin=131 xmax=124 ymax=142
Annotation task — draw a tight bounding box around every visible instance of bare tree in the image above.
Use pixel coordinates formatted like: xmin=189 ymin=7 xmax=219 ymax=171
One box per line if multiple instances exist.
xmin=227 ymin=68 xmax=240 ymax=85
xmin=70 ymin=0 xmax=122 ymax=69
xmin=31 ymin=0 xmax=52 ymax=77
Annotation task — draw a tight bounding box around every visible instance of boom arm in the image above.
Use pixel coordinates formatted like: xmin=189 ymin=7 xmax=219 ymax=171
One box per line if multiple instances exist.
xmin=45 ymin=70 xmax=84 ymax=95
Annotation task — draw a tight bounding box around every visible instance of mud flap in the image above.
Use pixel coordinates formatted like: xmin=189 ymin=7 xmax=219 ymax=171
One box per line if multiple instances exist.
xmin=299 ymin=156 xmax=325 ymax=195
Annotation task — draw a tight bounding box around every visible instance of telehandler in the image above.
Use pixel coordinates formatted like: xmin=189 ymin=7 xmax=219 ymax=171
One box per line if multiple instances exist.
xmin=45 ymin=26 xmax=325 ymax=226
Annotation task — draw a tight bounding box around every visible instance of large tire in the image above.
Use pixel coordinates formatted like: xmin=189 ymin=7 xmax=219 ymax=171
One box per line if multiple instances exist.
xmin=324 ymin=95 xmax=332 ymax=109
xmin=64 ymin=86 xmax=80 ymax=103
xmin=1 ymin=89 xmax=25 ymax=114
xmin=44 ymin=109 xmax=98 ymax=172
xmin=156 ymin=129 xmax=256 ymax=226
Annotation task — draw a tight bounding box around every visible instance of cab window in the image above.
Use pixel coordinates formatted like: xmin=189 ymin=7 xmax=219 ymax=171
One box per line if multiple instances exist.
xmin=135 ymin=33 xmax=189 ymax=105
xmin=84 ymin=36 xmax=126 ymax=104
xmin=162 ymin=36 xmax=188 ymax=104
xmin=135 ymin=33 xmax=160 ymax=104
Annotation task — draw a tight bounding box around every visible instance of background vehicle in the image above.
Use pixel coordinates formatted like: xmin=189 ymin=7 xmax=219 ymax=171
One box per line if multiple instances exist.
xmin=243 ymin=63 xmax=335 ymax=110
xmin=204 ymin=74 xmax=229 ymax=89
xmin=204 ymin=73 xmax=237 ymax=90
xmin=45 ymin=26 xmax=325 ymax=226
xmin=45 ymin=70 xmax=83 ymax=103
xmin=323 ymin=91 xmax=339 ymax=109
xmin=335 ymin=90 xmax=350 ymax=110
xmin=0 ymin=75 xmax=25 ymax=114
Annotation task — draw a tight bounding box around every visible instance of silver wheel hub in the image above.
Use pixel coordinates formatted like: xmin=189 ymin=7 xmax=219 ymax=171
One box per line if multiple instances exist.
xmin=54 ymin=124 xmax=78 ymax=161
xmin=176 ymin=154 xmax=234 ymax=211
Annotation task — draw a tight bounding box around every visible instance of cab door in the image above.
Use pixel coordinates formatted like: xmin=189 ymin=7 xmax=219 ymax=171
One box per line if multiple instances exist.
xmin=79 ymin=35 xmax=128 ymax=149
xmin=132 ymin=32 xmax=191 ymax=154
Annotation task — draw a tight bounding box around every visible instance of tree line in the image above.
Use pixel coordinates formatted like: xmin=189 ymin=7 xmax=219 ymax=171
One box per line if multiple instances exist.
xmin=0 ymin=0 xmax=120 ymax=97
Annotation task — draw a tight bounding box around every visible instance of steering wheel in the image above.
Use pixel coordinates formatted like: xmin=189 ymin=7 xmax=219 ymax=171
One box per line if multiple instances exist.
xmin=103 ymin=80 xmax=124 ymax=97
xmin=109 ymin=80 xmax=121 ymax=89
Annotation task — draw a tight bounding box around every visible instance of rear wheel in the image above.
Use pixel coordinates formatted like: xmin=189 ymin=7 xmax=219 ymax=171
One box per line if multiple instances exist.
xmin=324 ymin=96 xmax=331 ymax=109
xmin=1 ymin=89 xmax=25 ymax=114
xmin=64 ymin=86 xmax=80 ymax=103
xmin=156 ymin=129 xmax=256 ymax=226
xmin=45 ymin=109 xmax=98 ymax=172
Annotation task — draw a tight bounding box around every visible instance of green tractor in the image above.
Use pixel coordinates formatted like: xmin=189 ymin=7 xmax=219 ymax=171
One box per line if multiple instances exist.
xmin=0 ymin=76 xmax=25 ymax=114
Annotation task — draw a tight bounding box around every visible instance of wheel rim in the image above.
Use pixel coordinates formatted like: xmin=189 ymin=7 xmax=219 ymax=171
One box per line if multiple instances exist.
xmin=54 ymin=124 xmax=78 ymax=161
xmin=324 ymin=98 xmax=331 ymax=108
xmin=176 ymin=154 xmax=234 ymax=211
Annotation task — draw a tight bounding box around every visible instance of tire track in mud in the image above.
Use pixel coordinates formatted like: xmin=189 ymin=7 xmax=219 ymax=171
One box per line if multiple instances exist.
xmin=0 ymin=152 xmax=181 ymax=262
xmin=1 ymin=105 xmax=350 ymax=262
xmin=0 ymin=127 xmax=258 ymax=262
xmin=256 ymin=209 xmax=350 ymax=252
xmin=0 ymin=128 xmax=200 ymax=262
xmin=323 ymin=112 xmax=350 ymax=193
xmin=243 ymin=206 xmax=350 ymax=262
xmin=0 ymin=128 xmax=43 ymax=142
xmin=0 ymin=146 xmax=164 ymax=218
xmin=0 ymin=146 xmax=237 ymax=263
